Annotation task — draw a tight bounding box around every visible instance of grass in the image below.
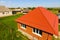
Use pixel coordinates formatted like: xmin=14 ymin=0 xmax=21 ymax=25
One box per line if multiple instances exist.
xmin=59 ymin=25 xmax=60 ymax=31
xmin=0 ymin=14 xmax=29 ymax=40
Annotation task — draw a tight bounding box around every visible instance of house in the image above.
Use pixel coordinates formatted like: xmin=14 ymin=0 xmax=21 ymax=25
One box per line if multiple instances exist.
xmin=16 ymin=7 xmax=58 ymax=40
xmin=0 ymin=6 xmax=12 ymax=17
xmin=11 ymin=8 xmax=22 ymax=14
xmin=22 ymin=8 xmax=31 ymax=14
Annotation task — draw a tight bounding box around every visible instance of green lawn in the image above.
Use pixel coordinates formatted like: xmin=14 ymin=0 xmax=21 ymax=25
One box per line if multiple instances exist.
xmin=0 ymin=14 xmax=29 ymax=40
xmin=59 ymin=25 xmax=60 ymax=31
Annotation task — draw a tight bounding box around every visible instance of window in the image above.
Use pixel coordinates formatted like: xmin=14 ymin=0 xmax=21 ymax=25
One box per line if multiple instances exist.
xmin=39 ymin=30 xmax=42 ymax=35
xmin=3 ymin=12 xmax=5 ymax=14
xmin=5 ymin=12 xmax=9 ymax=14
xmin=21 ymin=24 xmax=26 ymax=29
xmin=32 ymin=28 xmax=42 ymax=36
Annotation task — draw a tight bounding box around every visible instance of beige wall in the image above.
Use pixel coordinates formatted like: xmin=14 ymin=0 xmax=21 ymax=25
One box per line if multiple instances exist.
xmin=0 ymin=11 xmax=12 ymax=17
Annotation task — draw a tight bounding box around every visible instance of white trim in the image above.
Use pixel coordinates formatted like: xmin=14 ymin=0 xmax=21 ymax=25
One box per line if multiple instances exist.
xmin=21 ymin=26 xmax=26 ymax=29
xmin=32 ymin=32 xmax=42 ymax=37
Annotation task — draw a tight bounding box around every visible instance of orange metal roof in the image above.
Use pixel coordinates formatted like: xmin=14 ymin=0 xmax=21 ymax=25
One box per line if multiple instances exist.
xmin=16 ymin=7 xmax=58 ymax=36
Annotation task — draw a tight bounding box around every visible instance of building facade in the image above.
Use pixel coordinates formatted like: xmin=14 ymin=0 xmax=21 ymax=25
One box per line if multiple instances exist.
xmin=0 ymin=6 xmax=12 ymax=17
xmin=18 ymin=23 xmax=52 ymax=40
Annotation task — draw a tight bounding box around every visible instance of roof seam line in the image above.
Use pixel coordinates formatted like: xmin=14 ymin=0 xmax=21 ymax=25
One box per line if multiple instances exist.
xmin=39 ymin=8 xmax=55 ymax=34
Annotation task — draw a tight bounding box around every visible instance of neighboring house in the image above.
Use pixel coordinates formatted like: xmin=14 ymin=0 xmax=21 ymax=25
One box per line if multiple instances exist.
xmin=0 ymin=6 xmax=12 ymax=17
xmin=22 ymin=8 xmax=31 ymax=14
xmin=16 ymin=7 xmax=58 ymax=40
xmin=12 ymin=9 xmax=22 ymax=14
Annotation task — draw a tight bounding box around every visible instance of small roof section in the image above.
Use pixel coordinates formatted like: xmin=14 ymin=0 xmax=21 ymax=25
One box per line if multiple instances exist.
xmin=11 ymin=9 xmax=21 ymax=11
xmin=23 ymin=8 xmax=30 ymax=13
xmin=0 ymin=6 xmax=11 ymax=12
xmin=16 ymin=7 xmax=58 ymax=36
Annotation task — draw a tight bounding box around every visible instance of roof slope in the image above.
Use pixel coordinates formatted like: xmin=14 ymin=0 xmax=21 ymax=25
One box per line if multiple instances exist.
xmin=16 ymin=7 xmax=58 ymax=36
xmin=0 ymin=6 xmax=11 ymax=12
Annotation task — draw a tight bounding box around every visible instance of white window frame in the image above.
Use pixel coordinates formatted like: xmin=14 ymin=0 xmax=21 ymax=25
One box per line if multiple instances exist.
xmin=32 ymin=28 xmax=42 ymax=37
xmin=21 ymin=24 xmax=26 ymax=29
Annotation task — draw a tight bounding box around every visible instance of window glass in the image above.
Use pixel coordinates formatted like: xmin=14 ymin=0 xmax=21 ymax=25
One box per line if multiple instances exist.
xmin=21 ymin=24 xmax=26 ymax=28
xmin=39 ymin=30 xmax=42 ymax=35
xmin=36 ymin=29 xmax=38 ymax=33
xmin=33 ymin=28 xmax=35 ymax=32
